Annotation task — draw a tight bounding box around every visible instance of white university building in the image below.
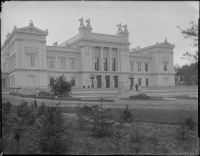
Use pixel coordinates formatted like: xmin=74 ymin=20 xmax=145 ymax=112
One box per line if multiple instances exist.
xmin=1 ymin=20 xmax=175 ymax=91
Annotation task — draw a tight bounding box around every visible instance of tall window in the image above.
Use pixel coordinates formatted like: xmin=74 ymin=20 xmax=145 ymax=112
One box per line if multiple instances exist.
xmin=70 ymin=59 xmax=75 ymax=69
xmin=29 ymin=56 xmax=34 ymax=67
xmin=112 ymin=58 xmax=115 ymax=71
xmin=95 ymin=58 xmax=99 ymax=71
xmin=138 ymin=78 xmax=141 ymax=86
xmin=104 ymin=58 xmax=107 ymax=71
xmin=145 ymin=63 xmax=148 ymax=71
xmin=146 ymin=79 xmax=148 ymax=86
xmin=130 ymin=62 xmax=134 ymax=71
xmin=71 ymin=78 xmax=75 ymax=86
xmin=164 ymin=63 xmax=167 ymax=71
xmin=138 ymin=63 xmax=141 ymax=71
xmin=60 ymin=59 xmax=65 ymax=69
xmin=50 ymin=78 xmax=54 ymax=86
xmin=49 ymin=58 xmax=54 ymax=68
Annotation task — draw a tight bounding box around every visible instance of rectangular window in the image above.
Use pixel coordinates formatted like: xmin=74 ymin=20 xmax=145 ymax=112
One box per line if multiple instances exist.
xmin=164 ymin=64 xmax=167 ymax=71
xmin=130 ymin=62 xmax=134 ymax=71
xmin=50 ymin=78 xmax=54 ymax=86
xmin=29 ymin=56 xmax=34 ymax=67
xmin=71 ymin=78 xmax=75 ymax=86
xmin=95 ymin=58 xmax=99 ymax=71
xmin=138 ymin=63 xmax=141 ymax=71
xmin=104 ymin=58 xmax=107 ymax=71
xmin=138 ymin=78 xmax=141 ymax=86
xmin=112 ymin=58 xmax=115 ymax=71
xmin=146 ymin=79 xmax=148 ymax=86
xmin=70 ymin=59 xmax=75 ymax=69
xmin=60 ymin=59 xmax=65 ymax=69
xmin=145 ymin=63 xmax=148 ymax=71
xmin=49 ymin=58 xmax=54 ymax=68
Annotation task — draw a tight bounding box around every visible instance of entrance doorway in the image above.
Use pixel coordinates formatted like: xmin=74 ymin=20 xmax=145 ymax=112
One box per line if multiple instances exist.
xmin=96 ymin=75 xmax=101 ymax=88
xmin=113 ymin=76 xmax=118 ymax=88
xmin=130 ymin=78 xmax=134 ymax=90
xmin=105 ymin=75 xmax=110 ymax=88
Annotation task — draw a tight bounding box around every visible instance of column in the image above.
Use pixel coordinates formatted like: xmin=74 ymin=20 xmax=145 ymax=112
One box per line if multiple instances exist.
xmin=43 ymin=41 xmax=47 ymax=68
xmin=109 ymin=47 xmax=112 ymax=71
xmin=117 ymin=49 xmax=120 ymax=71
xmin=39 ymin=41 xmax=43 ymax=68
xmin=159 ymin=52 xmax=162 ymax=72
xmin=80 ymin=46 xmax=85 ymax=71
xmin=135 ymin=61 xmax=137 ymax=72
xmin=120 ymin=49 xmax=123 ymax=71
xmin=126 ymin=50 xmax=129 ymax=72
xmin=171 ymin=52 xmax=174 ymax=72
xmin=100 ymin=47 xmax=104 ymax=71
xmin=55 ymin=55 xmax=58 ymax=70
xmin=21 ymin=40 xmax=24 ymax=67
xmin=92 ymin=46 xmax=95 ymax=71
xmin=110 ymin=76 xmax=115 ymax=88
xmin=102 ymin=75 xmax=106 ymax=88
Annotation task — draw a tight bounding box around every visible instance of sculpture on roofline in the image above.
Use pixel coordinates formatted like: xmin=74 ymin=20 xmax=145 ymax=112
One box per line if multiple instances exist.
xmin=78 ymin=17 xmax=84 ymax=26
xmin=45 ymin=29 xmax=48 ymax=33
xmin=116 ymin=23 xmax=122 ymax=31
xmin=52 ymin=42 xmax=58 ymax=46
xmin=14 ymin=25 xmax=17 ymax=29
xmin=30 ymin=20 xmax=34 ymax=26
xmin=165 ymin=37 xmax=167 ymax=42
xmin=85 ymin=18 xmax=91 ymax=27
xmin=122 ymin=24 xmax=128 ymax=31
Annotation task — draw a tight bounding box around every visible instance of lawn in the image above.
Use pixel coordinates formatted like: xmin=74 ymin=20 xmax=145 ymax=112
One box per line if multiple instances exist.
xmin=3 ymin=111 xmax=198 ymax=155
xmin=168 ymin=95 xmax=198 ymax=100
xmin=120 ymin=97 xmax=168 ymax=101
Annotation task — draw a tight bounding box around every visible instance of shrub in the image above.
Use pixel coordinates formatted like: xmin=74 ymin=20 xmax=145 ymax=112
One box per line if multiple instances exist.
xmin=122 ymin=105 xmax=132 ymax=122
xmin=129 ymin=93 xmax=151 ymax=99
xmin=184 ymin=115 xmax=196 ymax=130
xmin=52 ymin=75 xmax=72 ymax=97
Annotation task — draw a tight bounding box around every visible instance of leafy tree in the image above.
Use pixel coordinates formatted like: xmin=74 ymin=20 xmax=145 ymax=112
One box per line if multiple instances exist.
xmin=177 ymin=21 xmax=198 ymax=63
xmin=52 ymin=75 xmax=72 ymax=97
xmin=176 ymin=21 xmax=198 ymax=85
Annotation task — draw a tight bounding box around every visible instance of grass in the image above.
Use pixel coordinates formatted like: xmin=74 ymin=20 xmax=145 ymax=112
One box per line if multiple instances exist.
xmin=120 ymin=97 xmax=167 ymax=101
xmin=167 ymin=95 xmax=197 ymax=100
xmin=3 ymin=112 xmax=198 ymax=155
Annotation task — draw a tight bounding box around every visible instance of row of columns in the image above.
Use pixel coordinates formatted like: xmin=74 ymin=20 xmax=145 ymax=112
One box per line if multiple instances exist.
xmin=91 ymin=75 xmax=123 ymax=88
xmin=83 ymin=45 xmax=129 ymax=72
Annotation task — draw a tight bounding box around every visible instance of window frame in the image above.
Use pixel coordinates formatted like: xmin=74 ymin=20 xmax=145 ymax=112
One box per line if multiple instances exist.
xmin=164 ymin=63 xmax=167 ymax=71
xmin=145 ymin=63 xmax=148 ymax=72
xmin=146 ymin=78 xmax=148 ymax=86
xmin=49 ymin=58 xmax=54 ymax=69
xmin=138 ymin=78 xmax=141 ymax=86
xmin=29 ymin=55 xmax=35 ymax=67
xmin=112 ymin=58 xmax=116 ymax=71
xmin=137 ymin=63 xmax=141 ymax=71
xmin=104 ymin=58 xmax=107 ymax=71
xmin=70 ymin=59 xmax=75 ymax=69
xmin=60 ymin=59 xmax=65 ymax=69
xmin=95 ymin=57 xmax=99 ymax=71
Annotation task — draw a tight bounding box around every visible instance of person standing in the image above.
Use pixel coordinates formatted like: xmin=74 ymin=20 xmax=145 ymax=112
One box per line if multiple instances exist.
xmin=135 ymin=83 xmax=138 ymax=92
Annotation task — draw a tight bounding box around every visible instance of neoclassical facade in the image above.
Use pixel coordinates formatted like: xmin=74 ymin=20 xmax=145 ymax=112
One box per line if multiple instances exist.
xmin=1 ymin=20 xmax=175 ymax=90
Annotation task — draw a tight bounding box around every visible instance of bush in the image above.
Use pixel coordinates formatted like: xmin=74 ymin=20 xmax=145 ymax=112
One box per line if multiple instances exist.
xmin=38 ymin=91 xmax=54 ymax=96
xmin=129 ymin=93 xmax=151 ymax=99
xmin=122 ymin=105 xmax=132 ymax=122
xmin=184 ymin=115 xmax=196 ymax=130
xmin=52 ymin=75 xmax=72 ymax=97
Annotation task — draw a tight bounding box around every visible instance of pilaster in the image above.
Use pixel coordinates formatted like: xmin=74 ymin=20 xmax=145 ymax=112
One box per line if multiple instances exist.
xmin=126 ymin=50 xmax=129 ymax=72
xmin=117 ymin=49 xmax=120 ymax=71
xmin=100 ymin=47 xmax=104 ymax=71
xmin=120 ymin=49 xmax=123 ymax=71
xmin=109 ymin=47 xmax=112 ymax=71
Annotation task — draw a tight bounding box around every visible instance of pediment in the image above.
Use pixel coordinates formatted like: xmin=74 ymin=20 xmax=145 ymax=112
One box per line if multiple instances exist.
xmin=16 ymin=26 xmax=48 ymax=36
xmin=157 ymin=42 xmax=174 ymax=48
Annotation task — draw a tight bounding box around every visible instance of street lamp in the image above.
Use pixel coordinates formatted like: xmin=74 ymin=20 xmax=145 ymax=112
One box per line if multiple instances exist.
xmin=128 ymin=74 xmax=134 ymax=90
xmin=89 ymin=74 xmax=96 ymax=88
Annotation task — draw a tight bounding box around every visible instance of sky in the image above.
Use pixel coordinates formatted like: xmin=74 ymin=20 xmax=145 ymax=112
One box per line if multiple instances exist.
xmin=1 ymin=1 xmax=199 ymax=66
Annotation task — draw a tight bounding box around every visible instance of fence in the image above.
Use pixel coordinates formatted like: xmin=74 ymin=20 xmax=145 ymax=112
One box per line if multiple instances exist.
xmin=141 ymin=86 xmax=198 ymax=92
xmin=9 ymin=88 xmax=50 ymax=95
xmin=71 ymin=88 xmax=120 ymax=94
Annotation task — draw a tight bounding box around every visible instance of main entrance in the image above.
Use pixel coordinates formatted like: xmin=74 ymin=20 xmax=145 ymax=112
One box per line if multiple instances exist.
xmin=113 ymin=76 xmax=118 ymax=88
xmin=96 ymin=75 xmax=101 ymax=88
xmin=105 ymin=75 xmax=110 ymax=88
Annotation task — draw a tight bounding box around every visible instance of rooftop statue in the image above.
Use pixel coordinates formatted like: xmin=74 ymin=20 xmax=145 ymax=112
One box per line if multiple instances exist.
xmin=165 ymin=37 xmax=167 ymax=42
xmin=85 ymin=18 xmax=91 ymax=27
xmin=116 ymin=23 xmax=122 ymax=31
xmin=122 ymin=24 xmax=128 ymax=31
xmin=78 ymin=17 xmax=84 ymax=26
xmin=45 ymin=29 xmax=48 ymax=33
xmin=52 ymin=42 xmax=58 ymax=46
xmin=30 ymin=20 xmax=34 ymax=26
xmin=14 ymin=25 xmax=17 ymax=29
